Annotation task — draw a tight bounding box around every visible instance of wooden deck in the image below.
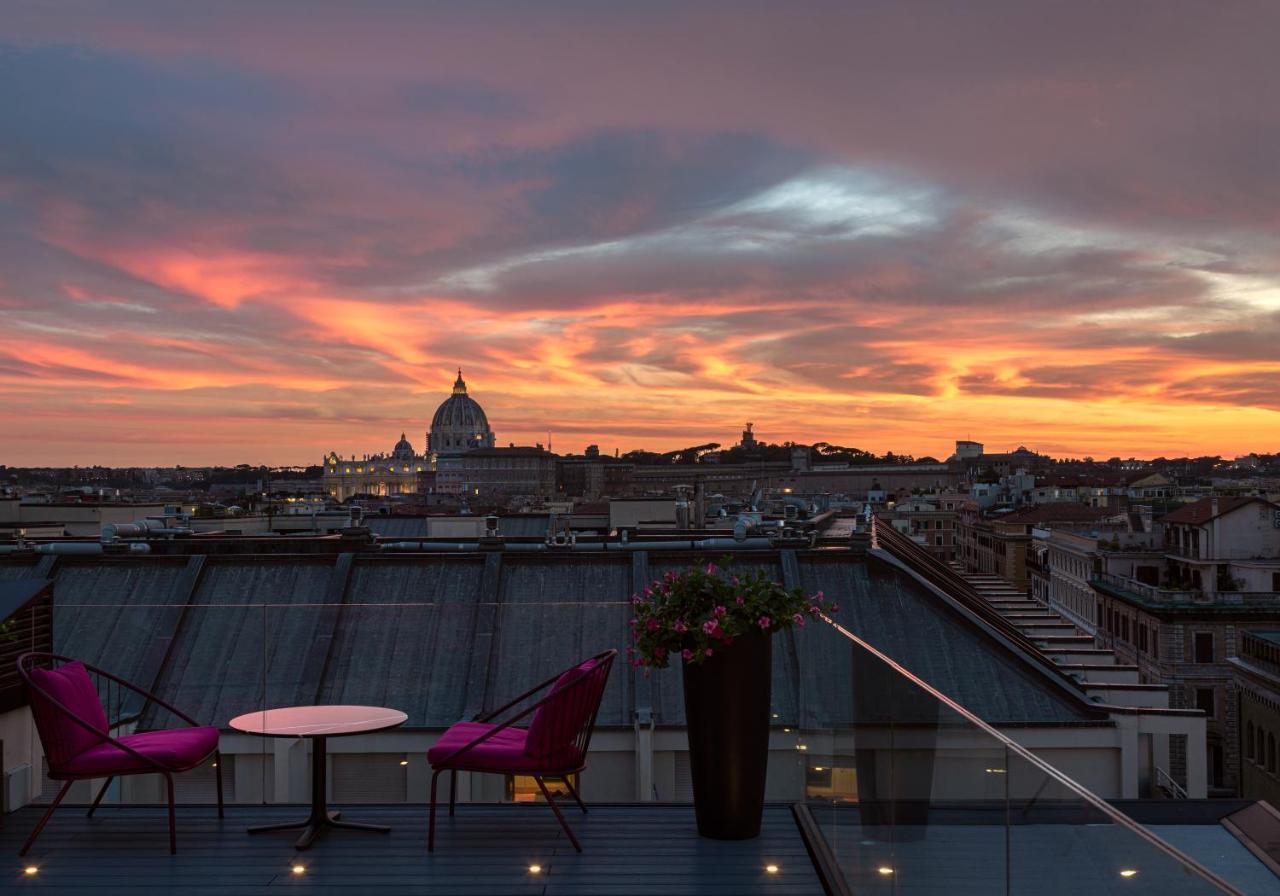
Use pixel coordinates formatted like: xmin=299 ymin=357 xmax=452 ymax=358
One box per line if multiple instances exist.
xmin=2 ymin=803 xmax=824 ymax=895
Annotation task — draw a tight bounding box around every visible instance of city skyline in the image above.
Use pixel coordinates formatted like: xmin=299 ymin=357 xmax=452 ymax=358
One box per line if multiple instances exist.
xmin=4 ymin=3 xmax=1280 ymax=466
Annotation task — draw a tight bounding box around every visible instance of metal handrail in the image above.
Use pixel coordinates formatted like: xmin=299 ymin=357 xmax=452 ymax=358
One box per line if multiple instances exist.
xmin=820 ymin=614 xmax=1244 ymax=895
xmin=1156 ymin=766 xmax=1190 ymax=800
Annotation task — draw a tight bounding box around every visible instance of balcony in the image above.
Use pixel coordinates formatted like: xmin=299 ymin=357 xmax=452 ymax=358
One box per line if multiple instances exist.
xmin=1093 ymin=572 xmax=1203 ymax=605
xmin=1093 ymin=573 xmax=1280 ymax=609
xmin=1 ymin=553 xmax=1275 ymax=893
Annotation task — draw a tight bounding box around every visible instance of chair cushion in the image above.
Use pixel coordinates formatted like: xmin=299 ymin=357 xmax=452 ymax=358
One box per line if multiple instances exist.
xmin=525 ymin=657 xmax=605 ymax=765
xmin=428 ymin=722 xmax=530 ymax=771
xmin=28 ymin=661 xmax=109 ymax=769
xmin=61 ymin=726 xmax=220 ymax=776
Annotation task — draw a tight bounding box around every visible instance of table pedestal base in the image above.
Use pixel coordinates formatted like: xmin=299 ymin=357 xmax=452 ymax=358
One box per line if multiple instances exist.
xmin=246 ymin=736 xmax=391 ymax=850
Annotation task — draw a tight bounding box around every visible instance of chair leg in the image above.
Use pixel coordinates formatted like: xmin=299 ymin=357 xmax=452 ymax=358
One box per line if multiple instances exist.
xmin=534 ymin=775 xmax=581 ymax=853
xmin=428 ymin=769 xmax=442 ymax=852
xmin=449 ymin=770 xmax=457 ymax=817
xmin=214 ymin=750 xmax=225 ymax=819
xmin=20 ymin=780 xmax=72 ymax=857
xmin=165 ymin=774 xmax=177 ymax=855
xmin=562 ymin=775 xmax=587 ymax=814
xmin=86 ymin=776 xmax=115 ymax=818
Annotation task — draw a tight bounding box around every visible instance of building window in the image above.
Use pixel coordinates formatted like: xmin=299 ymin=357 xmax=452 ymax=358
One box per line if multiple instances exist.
xmin=506 ymin=774 xmax=579 ymax=802
xmin=1210 ymin=742 xmax=1224 ymax=788
xmin=1270 ymin=734 xmax=1278 ymax=774
xmin=1194 ymin=688 xmax=1214 ymax=718
xmin=1193 ymin=632 xmax=1215 ymax=664
xmin=1245 ymin=722 xmax=1255 ymax=760
xmin=805 ymin=764 xmax=858 ymax=802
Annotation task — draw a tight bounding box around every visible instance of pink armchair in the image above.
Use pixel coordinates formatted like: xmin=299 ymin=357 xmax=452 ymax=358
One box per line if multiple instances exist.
xmin=427 ymin=649 xmax=616 ymax=852
xmin=17 ymin=652 xmax=223 ymax=855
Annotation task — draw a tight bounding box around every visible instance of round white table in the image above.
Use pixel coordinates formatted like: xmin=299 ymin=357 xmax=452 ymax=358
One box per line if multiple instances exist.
xmin=229 ymin=705 xmax=408 ymax=850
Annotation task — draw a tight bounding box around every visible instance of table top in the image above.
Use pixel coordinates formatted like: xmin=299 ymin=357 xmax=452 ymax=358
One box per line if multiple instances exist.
xmin=228 ymin=705 xmax=408 ymax=738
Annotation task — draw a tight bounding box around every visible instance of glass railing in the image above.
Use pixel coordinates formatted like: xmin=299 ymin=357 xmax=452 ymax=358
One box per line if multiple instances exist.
xmin=799 ymin=615 xmax=1243 ymax=894
xmin=1 ymin=564 xmax=1246 ymax=893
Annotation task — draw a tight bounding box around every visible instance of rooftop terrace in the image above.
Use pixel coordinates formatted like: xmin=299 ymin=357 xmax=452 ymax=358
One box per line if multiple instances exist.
xmin=1 ymin=540 xmax=1275 ymax=894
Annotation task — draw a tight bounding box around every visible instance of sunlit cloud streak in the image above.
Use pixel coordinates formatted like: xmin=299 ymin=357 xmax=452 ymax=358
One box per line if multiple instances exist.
xmin=1 ymin=2 xmax=1279 ymax=465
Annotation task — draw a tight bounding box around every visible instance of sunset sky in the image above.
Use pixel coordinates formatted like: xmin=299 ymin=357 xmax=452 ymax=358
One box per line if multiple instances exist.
xmin=3 ymin=2 xmax=1279 ymax=466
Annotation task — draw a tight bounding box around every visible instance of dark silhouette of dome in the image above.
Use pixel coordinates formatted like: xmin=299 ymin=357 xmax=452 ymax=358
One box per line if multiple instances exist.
xmin=428 ymin=370 xmax=495 ymax=454
xmin=392 ymin=432 xmax=415 ymax=459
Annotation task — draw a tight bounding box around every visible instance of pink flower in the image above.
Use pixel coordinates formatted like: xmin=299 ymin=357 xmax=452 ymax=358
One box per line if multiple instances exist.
xmin=705 ymin=562 xmax=718 ymax=575
xmin=674 ymin=620 xmax=688 ymax=633
xmin=714 ymin=605 xmax=727 ymax=618
xmin=644 ymin=586 xmax=653 ymax=596
xmin=654 ymin=646 xmax=667 ymax=659
xmin=647 ymin=618 xmax=659 ymax=632
xmin=702 ymin=619 xmax=719 ymax=635
xmin=630 ymin=617 xmax=640 ymax=627
xmin=793 ymin=613 xmax=805 ymax=625
xmin=681 ymin=648 xmax=693 ymax=661
xmin=758 ymin=616 xmax=772 ymax=629
xmin=704 ymin=648 xmax=714 ymax=658
xmin=829 ymin=602 xmax=840 ymax=613
xmin=632 ymin=595 xmax=642 ymax=606
xmin=735 ymin=596 xmax=745 ymax=606
xmin=808 ymin=605 xmax=821 ymax=616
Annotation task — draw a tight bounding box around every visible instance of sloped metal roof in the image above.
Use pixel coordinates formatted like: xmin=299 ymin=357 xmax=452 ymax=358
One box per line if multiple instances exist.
xmin=143 ymin=558 xmax=337 ymax=729
xmin=53 ymin=559 xmax=192 ymax=721
xmin=318 ymin=557 xmax=488 ymax=726
xmin=28 ymin=549 xmax=1100 ymax=732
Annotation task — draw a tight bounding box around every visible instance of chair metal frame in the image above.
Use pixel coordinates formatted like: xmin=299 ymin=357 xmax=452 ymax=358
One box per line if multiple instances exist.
xmin=428 ymin=648 xmax=616 ymax=853
xmin=17 ymin=652 xmax=223 ymax=855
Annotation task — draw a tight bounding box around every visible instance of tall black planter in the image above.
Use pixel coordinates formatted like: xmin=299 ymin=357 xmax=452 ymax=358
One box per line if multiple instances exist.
xmin=682 ymin=626 xmax=772 ymax=840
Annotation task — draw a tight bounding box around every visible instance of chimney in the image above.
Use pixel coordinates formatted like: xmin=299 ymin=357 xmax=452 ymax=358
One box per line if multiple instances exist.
xmin=1210 ymin=496 xmax=1218 ymax=519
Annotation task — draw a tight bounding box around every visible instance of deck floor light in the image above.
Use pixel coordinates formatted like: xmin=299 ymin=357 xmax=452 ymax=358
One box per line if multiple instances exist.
xmin=877 ymin=866 xmax=894 ymax=876
xmin=765 ymin=864 xmax=780 ymax=874
xmin=291 ymin=864 xmax=306 ymax=875
xmin=528 ymin=864 xmax=543 ymax=874
xmin=1120 ymin=869 xmax=1139 ymax=878
xmin=24 ymin=866 xmax=39 ymax=876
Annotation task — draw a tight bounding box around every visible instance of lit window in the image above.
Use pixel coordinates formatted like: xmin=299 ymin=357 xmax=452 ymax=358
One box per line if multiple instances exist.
xmin=507 ymin=774 xmax=577 ymax=802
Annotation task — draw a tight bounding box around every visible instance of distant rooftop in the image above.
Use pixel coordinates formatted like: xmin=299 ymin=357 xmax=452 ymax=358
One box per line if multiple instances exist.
xmin=996 ymin=504 xmax=1114 ymax=526
xmin=1161 ymin=495 xmax=1274 ymax=525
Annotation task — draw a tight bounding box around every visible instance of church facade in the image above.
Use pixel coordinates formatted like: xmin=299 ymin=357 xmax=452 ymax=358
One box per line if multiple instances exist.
xmin=322 ymin=370 xmax=496 ymax=501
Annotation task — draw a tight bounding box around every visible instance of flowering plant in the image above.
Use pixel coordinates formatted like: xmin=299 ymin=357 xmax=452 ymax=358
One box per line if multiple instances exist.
xmin=628 ymin=561 xmax=838 ymax=668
